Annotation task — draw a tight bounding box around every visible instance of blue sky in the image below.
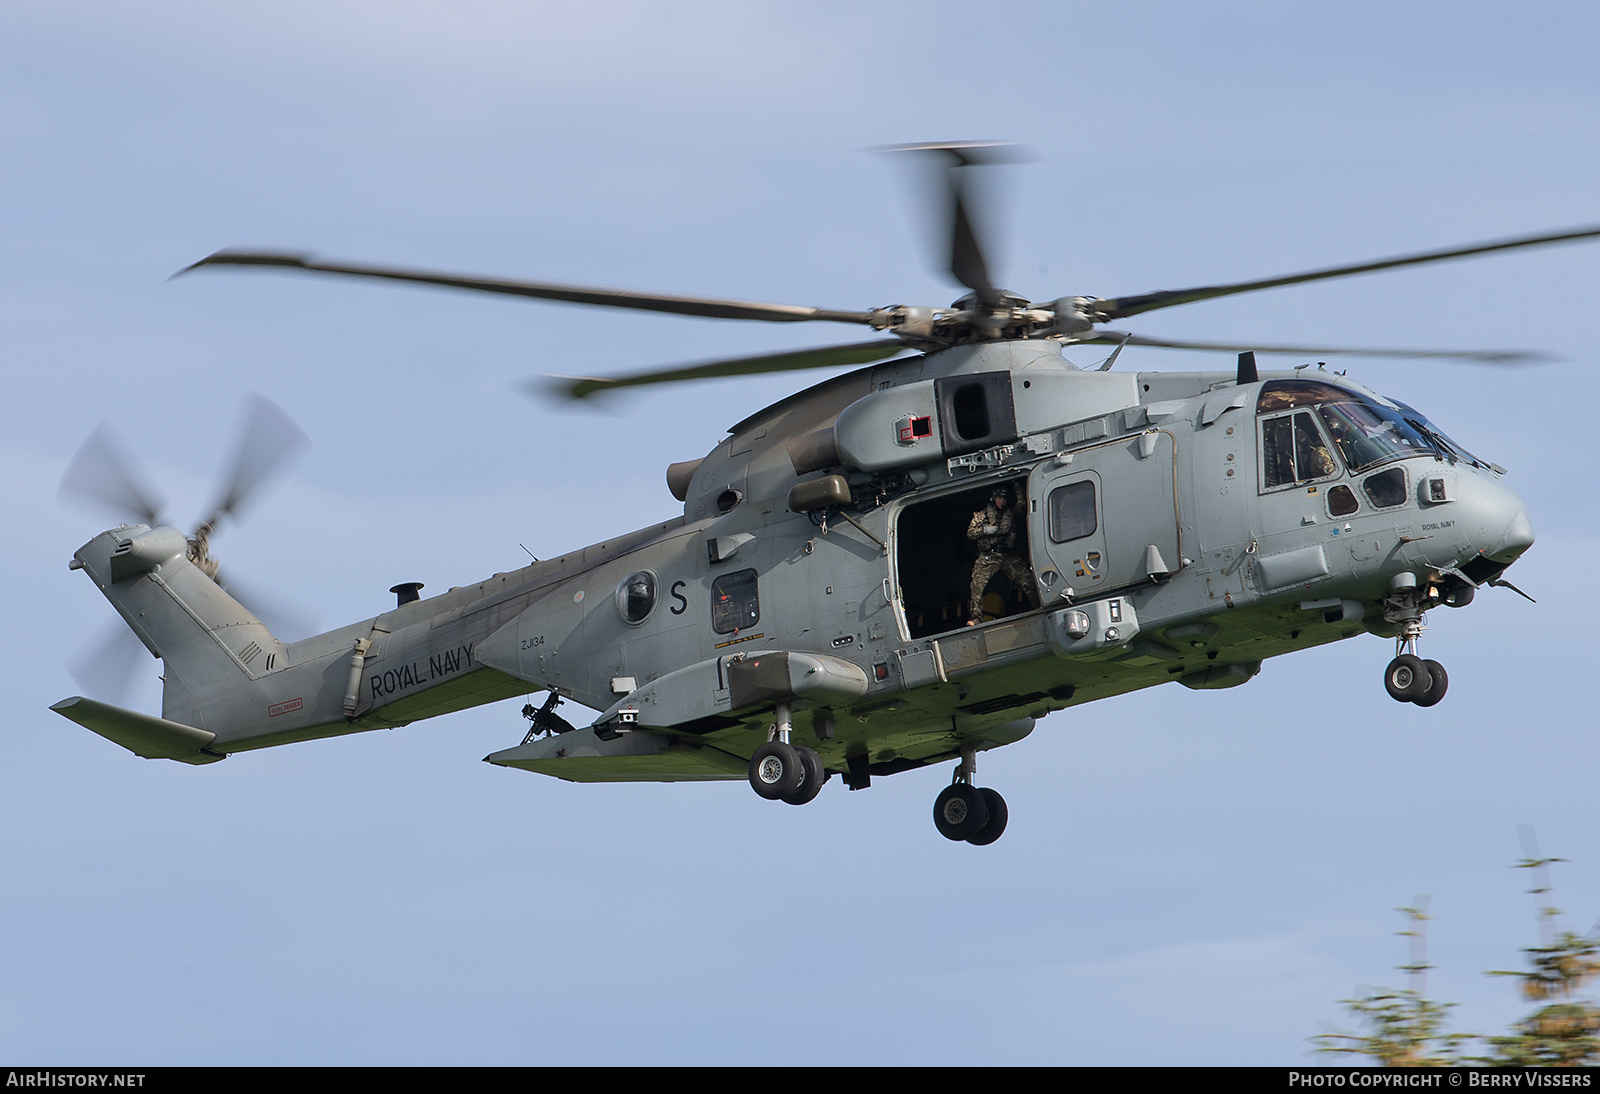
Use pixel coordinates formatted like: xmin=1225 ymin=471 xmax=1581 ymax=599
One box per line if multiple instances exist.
xmin=3 ymin=1 xmax=1598 ymax=1064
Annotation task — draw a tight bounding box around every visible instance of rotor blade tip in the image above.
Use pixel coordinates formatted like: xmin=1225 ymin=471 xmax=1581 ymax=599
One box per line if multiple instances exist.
xmin=531 ymin=375 xmax=605 ymax=401
xmin=175 ymin=250 xmax=316 ymax=279
xmin=873 ymin=140 xmax=1030 ymax=166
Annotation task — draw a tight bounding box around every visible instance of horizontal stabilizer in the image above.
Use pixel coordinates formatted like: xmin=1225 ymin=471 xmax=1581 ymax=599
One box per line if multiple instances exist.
xmin=50 ymin=695 xmax=225 ymax=765
xmin=486 ymin=726 xmax=744 ymax=783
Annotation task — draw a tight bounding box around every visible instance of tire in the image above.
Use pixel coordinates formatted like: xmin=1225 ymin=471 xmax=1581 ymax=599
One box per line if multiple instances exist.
xmin=782 ymin=746 xmax=827 ymax=805
xmin=933 ymin=784 xmax=989 ymax=841
xmin=966 ymin=788 xmax=1009 ymax=846
xmin=1412 ymin=660 xmax=1449 ymax=707
xmin=1384 ymin=655 xmax=1432 ymax=703
xmin=749 ymin=742 xmax=803 ymax=800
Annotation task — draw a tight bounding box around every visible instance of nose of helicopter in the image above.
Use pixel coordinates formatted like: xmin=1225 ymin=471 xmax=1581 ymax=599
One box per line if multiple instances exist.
xmin=1491 ymin=503 xmax=1535 ymax=564
xmin=1456 ymin=468 xmax=1535 ymax=565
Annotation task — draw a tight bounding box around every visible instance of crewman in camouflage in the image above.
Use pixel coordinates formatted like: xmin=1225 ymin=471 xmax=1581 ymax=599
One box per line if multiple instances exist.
xmin=967 ymin=485 xmax=1041 ymax=626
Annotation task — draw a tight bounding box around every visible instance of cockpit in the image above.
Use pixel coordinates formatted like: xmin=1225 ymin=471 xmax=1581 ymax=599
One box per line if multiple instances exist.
xmin=1256 ymin=379 xmax=1486 ymax=494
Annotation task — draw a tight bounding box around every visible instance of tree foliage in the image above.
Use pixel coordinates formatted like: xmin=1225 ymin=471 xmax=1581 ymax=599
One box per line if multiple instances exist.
xmin=1314 ymin=903 xmax=1472 ymax=1066
xmin=1314 ymin=840 xmax=1600 ymax=1067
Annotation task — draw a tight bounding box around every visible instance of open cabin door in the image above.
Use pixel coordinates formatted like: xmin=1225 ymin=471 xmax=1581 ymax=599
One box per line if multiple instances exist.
xmin=1028 ymin=430 xmax=1182 ymax=599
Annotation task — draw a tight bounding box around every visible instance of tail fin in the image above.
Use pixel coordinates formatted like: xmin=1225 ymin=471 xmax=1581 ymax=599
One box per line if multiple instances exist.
xmin=67 ymin=525 xmax=284 ymax=731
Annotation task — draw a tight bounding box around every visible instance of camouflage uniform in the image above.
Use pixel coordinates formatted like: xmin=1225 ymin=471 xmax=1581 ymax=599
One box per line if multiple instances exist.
xmin=967 ymin=502 xmax=1041 ymax=622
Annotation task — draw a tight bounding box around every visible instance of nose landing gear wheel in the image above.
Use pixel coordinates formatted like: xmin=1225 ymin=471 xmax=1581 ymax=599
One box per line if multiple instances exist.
xmin=1384 ymin=654 xmax=1432 ymax=703
xmin=749 ymin=741 xmax=804 ymax=800
xmin=933 ymin=783 xmax=989 ymax=841
xmin=1412 ymin=659 xmax=1449 ymax=707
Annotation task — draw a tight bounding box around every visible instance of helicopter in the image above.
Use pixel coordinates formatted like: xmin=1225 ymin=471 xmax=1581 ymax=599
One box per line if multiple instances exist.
xmin=52 ymin=143 xmax=1589 ymax=845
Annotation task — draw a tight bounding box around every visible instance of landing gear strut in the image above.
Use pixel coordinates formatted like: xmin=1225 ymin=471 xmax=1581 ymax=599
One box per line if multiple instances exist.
xmin=933 ymin=746 xmax=1008 ymax=845
xmin=747 ymin=702 xmax=827 ymax=806
xmin=1381 ymin=573 xmax=1449 ymax=707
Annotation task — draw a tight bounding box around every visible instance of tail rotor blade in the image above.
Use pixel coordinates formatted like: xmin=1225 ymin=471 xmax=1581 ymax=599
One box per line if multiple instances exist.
xmin=221 ymin=573 xmax=320 ymax=642
xmin=67 ymin=623 xmax=150 ymax=704
xmin=203 ymin=395 xmax=307 ymax=530
xmin=60 ymin=424 xmax=165 ymax=527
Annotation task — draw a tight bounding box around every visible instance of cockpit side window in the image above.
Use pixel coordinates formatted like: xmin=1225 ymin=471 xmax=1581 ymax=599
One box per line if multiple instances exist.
xmin=1261 ymin=411 xmax=1338 ymax=489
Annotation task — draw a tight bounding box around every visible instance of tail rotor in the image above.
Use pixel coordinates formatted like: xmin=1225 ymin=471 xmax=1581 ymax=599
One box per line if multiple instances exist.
xmin=60 ymin=396 xmax=311 ymax=698
xmin=186 ymin=395 xmax=307 ymax=581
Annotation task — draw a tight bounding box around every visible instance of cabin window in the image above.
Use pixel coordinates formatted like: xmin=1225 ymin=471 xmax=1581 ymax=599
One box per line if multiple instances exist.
xmin=1327 ymin=484 xmax=1360 ymax=518
xmin=1048 ymin=480 xmax=1097 ymax=543
xmin=1363 ymin=467 xmax=1408 ymax=509
xmin=615 ymin=571 xmax=657 ymax=625
xmin=1260 ymin=411 xmax=1338 ymax=489
xmin=711 ymin=569 xmax=760 ymax=634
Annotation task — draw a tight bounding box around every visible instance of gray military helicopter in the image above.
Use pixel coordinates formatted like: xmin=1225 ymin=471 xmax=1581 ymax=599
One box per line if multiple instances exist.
xmin=54 ymin=144 xmax=1589 ymax=844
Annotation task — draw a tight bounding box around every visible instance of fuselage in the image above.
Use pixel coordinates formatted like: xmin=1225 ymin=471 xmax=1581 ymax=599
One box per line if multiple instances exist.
xmin=62 ymin=340 xmax=1533 ymax=781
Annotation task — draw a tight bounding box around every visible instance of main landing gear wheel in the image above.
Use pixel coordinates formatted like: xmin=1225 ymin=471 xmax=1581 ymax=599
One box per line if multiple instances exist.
xmin=1413 ymin=659 xmax=1449 ymax=707
xmin=933 ymin=783 xmax=989 ymax=841
xmin=965 ymin=787 xmax=1009 ymax=846
xmin=934 ymin=746 xmax=1009 ymax=845
xmin=749 ymin=741 xmax=804 ymax=800
xmin=1384 ymin=654 xmax=1432 ymax=704
xmin=781 ymin=745 xmax=827 ymax=806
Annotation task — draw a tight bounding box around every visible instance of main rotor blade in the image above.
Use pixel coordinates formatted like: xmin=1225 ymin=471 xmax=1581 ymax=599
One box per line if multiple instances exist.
xmin=546 ymin=339 xmax=914 ymax=400
xmin=200 ymin=395 xmax=307 ymax=531
xmin=883 ymin=142 xmax=1021 ymax=307
xmin=179 ymin=251 xmax=875 ymax=326
xmin=1094 ymin=224 xmax=1600 ymax=322
xmin=949 ymin=171 xmax=997 ymax=305
xmin=60 ymin=424 xmax=165 ymax=527
xmin=1081 ymin=331 xmax=1549 ymax=364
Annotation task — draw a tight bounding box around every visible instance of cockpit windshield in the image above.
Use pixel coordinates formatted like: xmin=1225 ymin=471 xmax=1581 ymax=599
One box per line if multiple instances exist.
xmin=1390 ymin=399 xmax=1489 ymax=469
xmin=1256 ymin=379 xmax=1451 ymax=474
xmin=1314 ymin=400 xmax=1434 ymax=472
